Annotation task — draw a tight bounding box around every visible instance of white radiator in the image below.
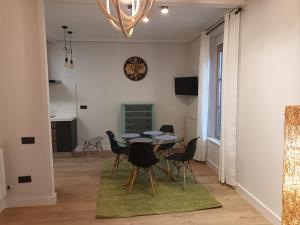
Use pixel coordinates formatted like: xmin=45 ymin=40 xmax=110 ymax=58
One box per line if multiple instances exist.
xmin=186 ymin=116 xmax=198 ymax=142
xmin=0 ymin=144 xmax=6 ymax=201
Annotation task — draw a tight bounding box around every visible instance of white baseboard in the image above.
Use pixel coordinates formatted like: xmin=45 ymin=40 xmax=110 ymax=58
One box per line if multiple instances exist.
xmin=206 ymin=158 xmax=219 ymax=175
xmin=0 ymin=199 xmax=6 ymax=213
xmin=5 ymin=192 xmax=57 ymax=208
xmin=236 ymin=183 xmax=281 ymax=225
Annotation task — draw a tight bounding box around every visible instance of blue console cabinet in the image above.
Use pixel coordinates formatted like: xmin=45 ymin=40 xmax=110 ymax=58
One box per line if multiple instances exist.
xmin=122 ymin=103 xmax=154 ymax=134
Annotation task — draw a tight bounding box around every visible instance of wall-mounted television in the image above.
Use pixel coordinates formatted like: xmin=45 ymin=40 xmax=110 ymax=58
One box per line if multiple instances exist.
xmin=174 ymin=76 xmax=198 ymax=96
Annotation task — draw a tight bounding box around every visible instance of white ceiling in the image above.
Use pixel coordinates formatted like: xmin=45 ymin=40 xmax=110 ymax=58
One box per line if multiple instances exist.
xmin=45 ymin=0 xmax=229 ymax=43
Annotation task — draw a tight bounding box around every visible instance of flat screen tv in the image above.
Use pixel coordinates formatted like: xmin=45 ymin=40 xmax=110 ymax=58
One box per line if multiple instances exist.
xmin=175 ymin=76 xmax=198 ymax=96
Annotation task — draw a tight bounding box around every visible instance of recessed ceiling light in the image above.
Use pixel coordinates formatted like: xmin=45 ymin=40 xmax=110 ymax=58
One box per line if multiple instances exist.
xmin=161 ymin=6 xmax=169 ymax=14
xmin=143 ymin=16 xmax=149 ymax=23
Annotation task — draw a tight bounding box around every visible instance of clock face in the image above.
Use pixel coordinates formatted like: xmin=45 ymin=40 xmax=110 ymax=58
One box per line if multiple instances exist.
xmin=123 ymin=56 xmax=148 ymax=81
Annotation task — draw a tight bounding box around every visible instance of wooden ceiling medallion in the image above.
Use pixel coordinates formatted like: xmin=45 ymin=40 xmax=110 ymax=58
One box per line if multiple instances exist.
xmin=124 ymin=56 xmax=148 ymax=81
xmin=96 ymin=0 xmax=154 ymax=38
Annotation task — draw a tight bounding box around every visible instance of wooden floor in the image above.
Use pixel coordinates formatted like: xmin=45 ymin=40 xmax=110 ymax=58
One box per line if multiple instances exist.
xmin=0 ymin=152 xmax=271 ymax=225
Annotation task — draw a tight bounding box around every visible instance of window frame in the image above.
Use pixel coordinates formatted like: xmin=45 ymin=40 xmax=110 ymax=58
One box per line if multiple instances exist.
xmin=215 ymin=44 xmax=223 ymax=140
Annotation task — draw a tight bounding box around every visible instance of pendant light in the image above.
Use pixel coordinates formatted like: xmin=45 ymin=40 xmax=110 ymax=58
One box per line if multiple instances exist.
xmin=96 ymin=0 xmax=154 ymax=38
xmin=62 ymin=25 xmax=69 ymax=67
xmin=67 ymin=31 xmax=74 ymax=68
xmin=61 ymin=26 xmax=74 ymax=69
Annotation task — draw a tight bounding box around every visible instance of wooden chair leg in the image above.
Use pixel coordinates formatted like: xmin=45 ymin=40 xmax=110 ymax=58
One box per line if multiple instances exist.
xmin=165 ymin=151 xmax=170 ymax=172
xmin=129 ymin=167 xmax=138 ymax=193
xmin=116 ymin=155 xmax=120 ymax=171
xmin=150 ymin=167 xmax=159 ymax=186
xmin=177 ymin=162 xmax=180 ymax=178
xmin=188 ymin=161 xmax=197 ymax=183
xmin=183 ymin=166 xmax=187 ymax=191
xmin=111 ymin=155 xmax=119 ymax=177
xmin=148 ymin=168 xmax=155 ymax=195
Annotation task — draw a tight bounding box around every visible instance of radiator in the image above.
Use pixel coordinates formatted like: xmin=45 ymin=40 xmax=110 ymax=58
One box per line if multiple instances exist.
xmin=0 ymin=144 xmax=6 ymax=201
xmin=186 ymin=116 xmax=198 ymax=142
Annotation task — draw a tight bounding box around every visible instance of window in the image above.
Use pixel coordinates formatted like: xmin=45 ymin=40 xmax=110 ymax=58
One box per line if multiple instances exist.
xmin=215 ymin=44 xmax=223 ymax=140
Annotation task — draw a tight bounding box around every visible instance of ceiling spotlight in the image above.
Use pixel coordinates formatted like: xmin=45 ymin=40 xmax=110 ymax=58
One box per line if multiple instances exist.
xmin=161 ymin=6 xmax=169 ymax=14
xmin=143 ymin=16 xmax=149 ymax=23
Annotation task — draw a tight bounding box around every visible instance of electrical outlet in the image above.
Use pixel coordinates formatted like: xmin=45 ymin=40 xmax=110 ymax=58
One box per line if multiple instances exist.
xmin=21 ymin=137 xmax=35 ymax=144
xmin=18 ymin=176 xmax=32 ymax=183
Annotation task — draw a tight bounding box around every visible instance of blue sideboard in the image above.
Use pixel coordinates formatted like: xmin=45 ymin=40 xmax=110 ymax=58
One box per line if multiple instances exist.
xmin=122 ymin=103 xmax=154 ymax=134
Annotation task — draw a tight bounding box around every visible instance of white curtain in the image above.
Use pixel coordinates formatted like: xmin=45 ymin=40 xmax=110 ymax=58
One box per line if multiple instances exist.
xmin=195 ymin=32 xmax=210 ymax=162
xmin=219 ymin=11 xmax=241 ymax=186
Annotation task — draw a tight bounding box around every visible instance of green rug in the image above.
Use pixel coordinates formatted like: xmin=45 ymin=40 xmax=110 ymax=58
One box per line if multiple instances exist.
xmin=96 ymin=159 xmax=221 ymax=218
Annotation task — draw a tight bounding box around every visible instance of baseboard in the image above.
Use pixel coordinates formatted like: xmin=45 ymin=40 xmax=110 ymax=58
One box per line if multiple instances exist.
xmin=5 ymin=192 xmax=57 ymax=208
xmin=0 ymin=198 xmax=6 ymax=213
xmin=206 ymin=158 xmax=219 ymax=175
xmin=236 ymin=183 xmax=281 ymax=225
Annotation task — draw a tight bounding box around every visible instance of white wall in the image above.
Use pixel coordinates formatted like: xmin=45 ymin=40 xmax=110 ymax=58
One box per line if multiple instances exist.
xmin=0 ymin=0 xmax=56 ymax=208
xmin=47 ymin=42 xmax=191 ymax=147
xmin=237 ymin=0 xmax=300 ymax=224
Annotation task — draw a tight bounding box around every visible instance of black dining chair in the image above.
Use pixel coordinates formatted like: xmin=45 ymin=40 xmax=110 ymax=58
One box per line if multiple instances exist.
xmin=128 ymin=142 xmax=159 ymax=195
xmin=166 ymin=137 xmax=199 ymax=191
xmin=106 ymin=130 xmax=130 ymax=176
xmin=160 ymin=125 xmax=174 ymax=133
xmin=158 ymin=125 xmax=175 ymax=171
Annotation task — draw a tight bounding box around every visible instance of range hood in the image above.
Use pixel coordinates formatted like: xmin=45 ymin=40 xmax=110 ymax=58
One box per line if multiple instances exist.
xmin=49 ymin=80 xmax=62 ymax=84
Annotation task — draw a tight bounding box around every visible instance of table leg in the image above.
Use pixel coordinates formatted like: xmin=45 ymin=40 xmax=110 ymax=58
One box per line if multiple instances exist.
xmin=155 ymin=164 xmax=176 ymax=181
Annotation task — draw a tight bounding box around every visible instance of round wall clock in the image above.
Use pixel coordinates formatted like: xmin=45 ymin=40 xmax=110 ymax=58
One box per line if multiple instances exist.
xmin=123 ymin=56 xmax=148 ymax=81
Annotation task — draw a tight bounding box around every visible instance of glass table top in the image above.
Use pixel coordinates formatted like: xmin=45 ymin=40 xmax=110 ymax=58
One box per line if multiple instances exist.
xmin=114 ymin=132 xmax=183 ymax=145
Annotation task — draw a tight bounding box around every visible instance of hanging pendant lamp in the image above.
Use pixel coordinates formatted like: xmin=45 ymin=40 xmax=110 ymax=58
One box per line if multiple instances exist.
xmin=96 ymin=0 xmax=154 ymax=38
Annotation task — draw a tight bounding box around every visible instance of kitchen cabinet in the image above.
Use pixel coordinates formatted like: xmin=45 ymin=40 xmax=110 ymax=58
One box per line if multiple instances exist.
xmin=51 ymin=119 xmax=77 ymax=152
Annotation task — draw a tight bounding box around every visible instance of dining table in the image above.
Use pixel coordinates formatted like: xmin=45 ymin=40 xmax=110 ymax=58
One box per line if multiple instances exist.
xmin=114 ymin=131 xmax=185 ymax=185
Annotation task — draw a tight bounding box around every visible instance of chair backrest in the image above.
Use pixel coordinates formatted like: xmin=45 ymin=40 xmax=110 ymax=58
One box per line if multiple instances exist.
xmin=182 ymin=137 xmax=199 ymax=161
xmin=129 ymin=142 xmax=158 ymax=168
xmin=159 ymin=125 xmax=174 ymax=133
xmin=106 ymin=130 xmax=121 ymax=154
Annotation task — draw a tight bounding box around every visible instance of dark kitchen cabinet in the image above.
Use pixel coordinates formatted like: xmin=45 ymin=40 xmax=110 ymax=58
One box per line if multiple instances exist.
xmin=51 ymin=119 xmax=77 ymax=152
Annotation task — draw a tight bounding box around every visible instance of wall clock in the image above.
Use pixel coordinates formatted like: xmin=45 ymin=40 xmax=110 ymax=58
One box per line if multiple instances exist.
xmin=123 ymin=56 xmax=148 ymax=81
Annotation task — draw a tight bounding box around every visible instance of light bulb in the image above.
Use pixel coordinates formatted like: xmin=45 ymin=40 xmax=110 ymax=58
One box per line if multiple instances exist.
xmin=143 ymin=17 xmax=149 ymax=23
xmin=120 ymin=0 xmax=133 ymax=4
xmin=161 ymin=6 xmax=169 ymax=14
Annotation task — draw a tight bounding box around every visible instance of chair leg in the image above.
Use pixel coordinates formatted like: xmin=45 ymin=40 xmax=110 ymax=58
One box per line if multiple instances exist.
xmin=150 ymin=167 xmax=159 ymax=186
xmin=165 ymin=151 xmax=170 ymax=172
xmin=129 ymin=167 xmax=138 ymax=193
xmin=188 ymin=161 xmax=197 ymax=183
xmin=111 ymin=155 xmax=119 ymax=177
xmin=176 ymin=162 xmax=180 ymax=178
xmin=148 ymin=168 xmax=155 ymax=195
xmin=81 ymin=142 xmax=87 ymax=157
xmin=183 ymin=165 xmax=187 ymax=191
xmin=116 ymin=155 xmax=120 ymax=171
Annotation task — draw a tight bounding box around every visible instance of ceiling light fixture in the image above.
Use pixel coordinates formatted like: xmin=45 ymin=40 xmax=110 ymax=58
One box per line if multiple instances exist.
xmin=67 ymin=31 xmax=74 ymax=68
xmin=161 ymin=6 xmax=169 ymax=14
xmin=61 ymin=26 xmax=74 ymax=69
xmin=62 ymin=25 xmax=69 ymax=66
xmin=96 ymin=0 xmax=154 ymax=38
xmin=143 ymin=16 xmax=149 ymax=23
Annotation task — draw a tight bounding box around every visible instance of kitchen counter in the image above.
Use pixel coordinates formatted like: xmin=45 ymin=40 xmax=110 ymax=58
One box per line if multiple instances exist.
xmin=50 ymin=114 xmax=77 ymax=122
